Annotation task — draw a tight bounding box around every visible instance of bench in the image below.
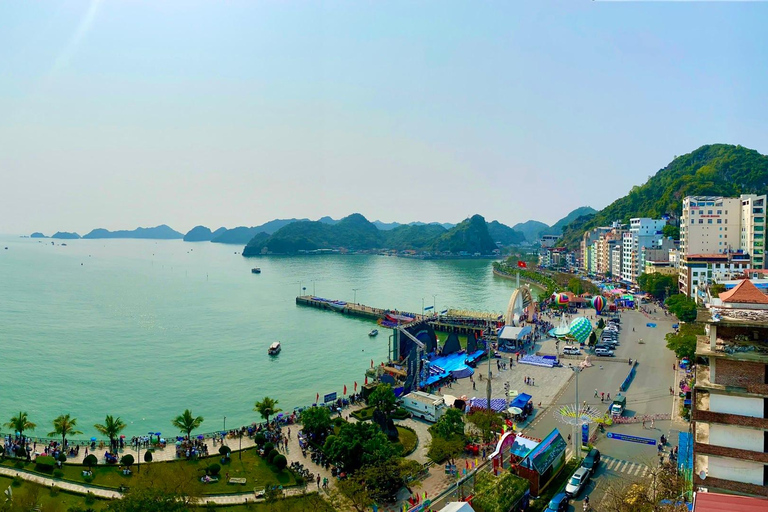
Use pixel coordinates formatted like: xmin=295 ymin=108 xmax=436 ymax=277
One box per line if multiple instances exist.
xmin=228 ymin=478 xmax=247 ymax=485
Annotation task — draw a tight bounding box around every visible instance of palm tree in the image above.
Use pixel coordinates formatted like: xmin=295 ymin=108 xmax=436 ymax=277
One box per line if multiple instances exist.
xmin=6 ymin=411 xmax=36 ymax=443
xmin=49 ymin=414 xmax=82 ymax=448
xmin=254 ymin=397 xmax=282 ymax=423
xmin=172 ymin=409 xmax=204 ymax=439
xmin=94 ymin=415 xmax=127 ymax=452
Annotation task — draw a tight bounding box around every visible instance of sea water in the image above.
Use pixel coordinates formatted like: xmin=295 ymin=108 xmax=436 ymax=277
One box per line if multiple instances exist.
xmin=0 ymin=236 xmax=521 ymax=438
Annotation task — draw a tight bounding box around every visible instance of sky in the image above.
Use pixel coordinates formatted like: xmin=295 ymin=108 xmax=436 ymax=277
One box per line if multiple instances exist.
xmin=1 ymin=1 xmax=767 ymax=236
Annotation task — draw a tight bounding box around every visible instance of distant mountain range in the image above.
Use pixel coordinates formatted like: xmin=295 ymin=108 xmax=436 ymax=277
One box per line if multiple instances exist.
xmin=559 ymin=144 xmax=768 ymax=249
xmin=242 ymin=213 xmax=499 ymax=256
xmin=82 ymin=225 xmax=183 ymax=240
xmin=511 ymin=206 xmax=597 ymax=242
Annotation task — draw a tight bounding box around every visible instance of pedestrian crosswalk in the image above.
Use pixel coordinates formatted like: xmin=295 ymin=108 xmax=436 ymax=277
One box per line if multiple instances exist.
xmin=602 ymin=455 xmax=651 ymax=478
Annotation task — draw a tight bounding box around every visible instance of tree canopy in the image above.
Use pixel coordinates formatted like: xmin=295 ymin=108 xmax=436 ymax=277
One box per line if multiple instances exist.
xmin=665 ymin=294 xmax=698 ymax=322
xmin=429 ymin=408 xmax=465 ymax=440
xmin=368 ymin=384 xmax=398 ymax=417
xmin=637 ymin=273 xmax=678 ymax=300
xmin=171 ymin=410 xmax=204 ymax=438
xmin=300 ymin=406 xmax=332 ymax=442
xmin=323 ymin=421 xmax=397 ymax=472
xmin=666 ymin=323 xmax=704 ymax=361
xmin=254 ymin=396 xmax=282 ymax=422
xmin=466 ymin=410 xmax=503 ymax=443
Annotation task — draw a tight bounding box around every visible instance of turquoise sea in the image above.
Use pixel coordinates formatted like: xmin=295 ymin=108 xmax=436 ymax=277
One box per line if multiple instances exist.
xmin=0 ymin=236 xmax=520 ymax=438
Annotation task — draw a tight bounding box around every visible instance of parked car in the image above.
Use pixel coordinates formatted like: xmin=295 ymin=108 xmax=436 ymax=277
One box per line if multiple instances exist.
xmin=563 ymin=346 xmax=581 ymax=355
xmin=601 ymin=339 xmax=619 ymax=347
xmin=581 ymin=448 xmax=601 ymax=475
xmin=595 ymin=347 xmax=615 ymax=357
xmin=546 ymin=492 xmax=570 ymax=512
xmin=565 ymin=467 xmax=591 ymax=497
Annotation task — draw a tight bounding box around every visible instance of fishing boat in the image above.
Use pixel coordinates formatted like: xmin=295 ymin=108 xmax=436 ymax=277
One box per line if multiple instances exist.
xmin=368 ymin=329 xmax=379 ymax=337
xmin=251 ymin=268 xmax=261 ymax=274
xmin=268 ymin=342 xmax=281 ymax=355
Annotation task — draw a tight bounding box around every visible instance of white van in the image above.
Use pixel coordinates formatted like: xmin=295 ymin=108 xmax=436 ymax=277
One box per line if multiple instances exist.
xmin=563 ymin=346 xmax=581 ymax=355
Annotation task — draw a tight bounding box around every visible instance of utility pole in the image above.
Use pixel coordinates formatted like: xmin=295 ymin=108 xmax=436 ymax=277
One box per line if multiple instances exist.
xmin=432 ymin=294 xmax=437 ymax=315
xmin=572 ymin=367 xmax=582 ymax=463
xmin=352 ymin=288 xmax=359 ymax=304
xmin=486 ymin=324 xmax=493 ymax=412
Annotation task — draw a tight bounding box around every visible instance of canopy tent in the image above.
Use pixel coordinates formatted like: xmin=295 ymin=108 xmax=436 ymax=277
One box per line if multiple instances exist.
xmin=509 ymin=393 xmax=532 ymax=410
xmin=498 ymin=325 xmax=532 ymax=345
xmin=468 ymin=398 xmax=508 ymax=412
xmin=439 ymin=503 xmax=476 ymax=512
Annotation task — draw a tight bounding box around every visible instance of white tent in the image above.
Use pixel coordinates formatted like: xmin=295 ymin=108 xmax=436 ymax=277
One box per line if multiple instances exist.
xmin=440 ymin=503 xmax=475 ymax=512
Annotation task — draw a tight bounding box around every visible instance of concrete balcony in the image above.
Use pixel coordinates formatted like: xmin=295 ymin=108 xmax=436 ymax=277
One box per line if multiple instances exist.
xmin=696 ymin=336 xmax=768 ymax=364
xmin=694 ymin=455 xmax=768 ymax=497
xmin=694 ymin=442 xmax=768 ymax=464
xmin=694 ymin=361 xmax=768 ymax=397
xmin=693 ymin=390 xmax=768 ymax=429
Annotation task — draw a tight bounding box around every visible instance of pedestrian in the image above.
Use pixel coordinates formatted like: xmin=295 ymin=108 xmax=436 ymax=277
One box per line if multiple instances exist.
xmin=651 ymin=417 xmax=655 ymax=428
xmin=473 ymin=381 xmax=476 ymax=390
xmin=642 ymin=420 xmax=646 ymax=429
xmin=601 ymin=392 xmax=605 ymax=401
xmin=607 ymin=393 xmax=611 ymax=400
xmin=532 ymin=378 xmax=535 ymax=386
xmin=317 ymin=474 xmax=321 ymax=488
xmin=669 ymin=386 xmax=674 ymax=395
xmin=594 ymin=389 xmax=598 ymax=397
xmin=672 ymin=363 xmax=676 ymax=371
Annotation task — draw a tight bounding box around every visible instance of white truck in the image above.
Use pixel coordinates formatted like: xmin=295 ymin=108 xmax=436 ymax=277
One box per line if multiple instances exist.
xmin=401 ymin=391 xmax=447 ymax=423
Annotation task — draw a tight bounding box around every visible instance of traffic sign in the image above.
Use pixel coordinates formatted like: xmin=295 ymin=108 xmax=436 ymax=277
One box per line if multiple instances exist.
xmin=606 ymin=432 xmax=657 ymax=445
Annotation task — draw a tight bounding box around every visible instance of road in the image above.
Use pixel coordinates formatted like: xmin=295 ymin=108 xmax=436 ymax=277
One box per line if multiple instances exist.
xmin=521 ymin=307 xmax=681 ymax=509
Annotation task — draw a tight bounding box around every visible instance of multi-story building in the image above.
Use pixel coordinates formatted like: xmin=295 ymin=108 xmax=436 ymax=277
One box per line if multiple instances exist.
xmin=610 ymin=244 xmax=622 ymax=278
xmin=679 ymin=252 xmax=751 ymax=299
xmin=693 ymin=279 xmax=768 ymax=497
xmin=540 ymin=234 xmax=561 ymax=248
xmin=740 ymin=195 xmax=767 ymax=270
xmin=680 ymin=195 xmax=767 ymax=297
xmin=580 ymin=227 xmax=611 ymax=274
xmin=621 ymin=217 xmax=667 ymax=283
xmin=596 ymin=229 xmax=625 ymax=276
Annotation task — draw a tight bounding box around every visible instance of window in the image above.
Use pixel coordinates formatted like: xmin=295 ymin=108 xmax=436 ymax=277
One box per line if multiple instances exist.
xmin=717 ymin=210 xmax=722 ymax=214
xmin=717 ymin=219 xmax=722 ymax=224
xmin=708 ymin=219 xmax=713 ymax=224
xmin=708 ymin=210 xmax=713 ymax=214
xmin=699 ymin=219 xmax=703 ymax=224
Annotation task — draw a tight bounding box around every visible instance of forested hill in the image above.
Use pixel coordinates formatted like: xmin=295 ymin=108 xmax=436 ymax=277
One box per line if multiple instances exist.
xmin=560 ymin=144 xmax=768 ymax=249
xmin=242 ymin=213 xmax=502 ymax=256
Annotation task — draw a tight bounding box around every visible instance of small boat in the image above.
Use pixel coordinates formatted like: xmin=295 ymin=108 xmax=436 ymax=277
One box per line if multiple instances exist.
xmin=368 ymin=329 xmax=379 ymax=337
xmin=268 ymin=342 xmax=281 ymax=355
xmin=251 ymin=268 xmax=261 ymax=274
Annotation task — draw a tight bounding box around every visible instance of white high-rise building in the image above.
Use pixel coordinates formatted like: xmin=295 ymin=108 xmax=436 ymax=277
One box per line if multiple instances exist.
xmin=739 ymin=195 xmax=767 ymax=270
xmin=620 ymin=218 xmax=667 ymax=283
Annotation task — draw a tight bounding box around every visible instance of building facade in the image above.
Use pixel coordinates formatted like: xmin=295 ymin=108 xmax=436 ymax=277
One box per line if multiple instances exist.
xmin=693 ymin=280 xmax=768 ymax=497
xmin=621 ymin=217 xmax=667 ymax=283
xmin=678 ymin=252 xmax=751 ymax=299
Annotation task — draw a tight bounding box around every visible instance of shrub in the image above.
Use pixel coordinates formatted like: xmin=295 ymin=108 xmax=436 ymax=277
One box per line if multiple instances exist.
xmin=263 ymin=442 xmax=275 ymax=454
xmin=11 ymin=476 xmax=22 ymax=487
xmin=50 ymin=484 xmax=59 ymax=497
xmin=207 ymin=463 xmax=221 ymax=476
xmin=83 ymin=454 xmax=97 ymax=469
xmin=333 ymin=417 xmax=345 ymax=427
xmin=272 ymin=454 xmax=287 ymax=471
xmin=57 ymin=453 xmax=67 ymax=464
xmin=144 ymin=451 xmax=153 ymax=463
xmin=14 ymin=461 xmax=24 ymax=470
xmin=35 ymin=455 xmax=56 ymax=472
xmin=53 ymin=469 xmax=64 ymax=479
xmin=219 ymin=445 xmax=231 ymax=458
xmin=85 ymin=492 xmax=96 ymax=505
xmin=392 ymin=407 xmax=411 ymax=420
xmin=254 ymin=433 xmax=266 ymax=446
xmin=267 ymin=449 xmax=279 ymax=464
xmin=83 ymin=474 xmax=94 ymax=483
xmin=120 ymin=454 xmax=134 ymax=467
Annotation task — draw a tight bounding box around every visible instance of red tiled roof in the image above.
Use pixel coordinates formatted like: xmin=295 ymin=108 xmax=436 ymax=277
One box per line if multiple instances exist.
xmin=718 ymin=279 xmax=768 ymax=304
xmin=694 ymin=491 xmax=768 ymax=512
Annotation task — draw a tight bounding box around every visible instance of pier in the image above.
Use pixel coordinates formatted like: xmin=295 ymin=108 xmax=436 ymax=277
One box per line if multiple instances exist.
xmin=296 ymin=296 xmax=492 ymax=335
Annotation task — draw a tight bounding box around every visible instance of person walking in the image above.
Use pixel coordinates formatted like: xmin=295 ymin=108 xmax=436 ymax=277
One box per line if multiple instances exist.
xmin=594 ymin=389 xmax=598 ymax=397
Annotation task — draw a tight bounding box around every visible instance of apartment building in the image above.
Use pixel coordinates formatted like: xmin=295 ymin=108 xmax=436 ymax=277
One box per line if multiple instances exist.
xmin=680 ymin=195 xmax=767 ymax=297
xmin=693 ymin=279 xmax=768 ymax=497
xmin=621 ymin=217 xmax=667 ymax=283
xmin=540 ymin=234 xmax=561 ymax=248
xmin=679 ymin=252 xmax=751 ymax=299
xmin=580 ymin=227 xmax=611 ymax=274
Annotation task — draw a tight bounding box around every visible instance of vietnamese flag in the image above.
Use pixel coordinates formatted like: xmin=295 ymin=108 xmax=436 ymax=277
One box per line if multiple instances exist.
xmin=354 ymin=381 xmax=358 ymax=392
xmin=316 ymin=393 xmax=319 ymax=403
xmin=517 ymin=260 xmax=527 ymax=268
xmin=343 ymin=385 xmax=347 ymax=395
xmin=365 ymin=376 xmax=368 ymax=385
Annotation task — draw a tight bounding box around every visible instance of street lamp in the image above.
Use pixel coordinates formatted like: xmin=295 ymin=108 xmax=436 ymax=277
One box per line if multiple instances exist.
xmin=486 ymin=335 xmax=493 ymax=412
xmin=422 ymin=297 xmax=425 ymax=317
xmin=352 ymin=288 xmax=359 ymax=304
xmin=432 ymin=295 xmax=437 ymax=315
xmin=311 ymin=279 xmax=318 ymax=296
xmin=571 ymin=367 xmax=582 ymax=463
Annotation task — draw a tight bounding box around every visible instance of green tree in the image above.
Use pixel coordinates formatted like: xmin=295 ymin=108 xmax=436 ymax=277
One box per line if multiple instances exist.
xmin=710 ymin=283 xmax=726 ymax=296
xmin=106 ymin=488 xmax=188 ymax=512
xmin=143 ymin=451 xmax=153 ymax=463
xmin=171 ymin=409 xmax=204 ymax=439
xmin=637 ymin=273 xmax=677 ymax=300
xmin=83 ymin=454 xmax=97 ymax=471
xmin=331 ymin=476 xmax=373 ymax=512
xmin=597 ymin=318 xmax=605 ymax=330
xmin=473 ymin=471 xmax=530 ymax=512
xmin=254 ymin=397 xmax=282 ymax=423
xmin=6 ymin=412 xmax=36 ymax=442
xmin=588 ymin=331 xmax=598 ymax=347
xmin=323 ymin=421 xmax=397 ymax=472
xmin=665 ymin=294 xmax=698 ymax=322
xmin=360 ymin=458 xmax=422 ymax=504
xmin=567 ymin=277 xmax=583 ymax=295
xmin=93 ymin=415 xmax=127 ymax=452
xmin=48 ymin=414 xmax=82 ymax=449
xmin=466 ymin=410 xmax=503 ymax=443
xmin=300 ymin=406 xmax=332 ymax=441
xmin=427 ymin=434 xmax=465 ymax=464
xmin=368 ymin=384 xmax=398 ymax=418
xmin=120 ymin=454 xmax=135 ymax=469
xmin=663 ymin=224 xmax=680 ymax=240
xmin=665 ymin=323 xmax=704 ymax=361
xmin=429 ymin=408 xmax=465 ymax=440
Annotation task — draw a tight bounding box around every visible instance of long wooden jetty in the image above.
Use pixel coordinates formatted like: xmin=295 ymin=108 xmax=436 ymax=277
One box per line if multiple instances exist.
xmin=296 ymin=296 xmax=489 ymax=335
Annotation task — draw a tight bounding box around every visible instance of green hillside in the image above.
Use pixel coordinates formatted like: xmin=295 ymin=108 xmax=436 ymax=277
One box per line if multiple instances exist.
xmin=511 ymin=220 xmax=549 ymax=242
xmin=559 ymin=144 xmax=768 ymax=248
xmin=432 ymin=215 xmax=497 ymax=254
xmin=546 ymin=206 xmax=596 ymax=234
xmin=487 ymin=221 xmax=526 ymax=245
xmin=385 ymin=224 xmax=447 ymax=250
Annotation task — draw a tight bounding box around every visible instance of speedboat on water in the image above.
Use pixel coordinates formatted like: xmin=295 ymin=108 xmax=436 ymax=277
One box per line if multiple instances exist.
xmin=251 ymin=268 xmax=261 ymax=274
xmin=268 ymin=342 xmax=281 ymax=355
xmin=368 ymin=329 xmax=379 ymax=337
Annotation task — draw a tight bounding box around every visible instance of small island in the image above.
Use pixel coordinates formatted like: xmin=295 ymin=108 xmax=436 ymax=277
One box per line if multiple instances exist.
xmin=30 ymin=232 xmax=46 ymax=238
xmin=83 ymin=224 xmax=183 ymax=240
xmin=51 ymin=232 xmax=81 ymax=239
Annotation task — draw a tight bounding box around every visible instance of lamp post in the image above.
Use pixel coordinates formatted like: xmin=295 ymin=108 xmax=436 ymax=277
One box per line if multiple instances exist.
xmin=422 ymin=297 xmax=425 ymax=317
xmin=297 ymin=281 xmax=303 ymax=297
xmin=239 ymin=431 xmax=243 ymax=460
xmin=223 ymin=416 xmax=226 ymax=433
xmin=311 ymin=280 xmax=318 ymax=296
xmin=571 ymin=367 xmax=582 ymax=463
xmin=486 ymin=332 xmax=493 ymax=412
xmin=352 ymin=288 xmax=359 ymax=304
xmin=432 ymin=295 xmax=437 ymax=316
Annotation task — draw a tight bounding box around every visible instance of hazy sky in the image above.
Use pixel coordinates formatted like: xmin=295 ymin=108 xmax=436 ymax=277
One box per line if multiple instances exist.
xmin=2 ymin=1 xmax=767 ymax=235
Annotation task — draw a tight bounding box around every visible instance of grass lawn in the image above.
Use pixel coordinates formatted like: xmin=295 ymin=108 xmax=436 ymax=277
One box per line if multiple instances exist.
xmin=393 ymin=426 xmax=418 ymax=456
xmin=0 ymin=474 xmax=110 ymax=510
xmin=0 ymin=448 xmax=296 ymax=495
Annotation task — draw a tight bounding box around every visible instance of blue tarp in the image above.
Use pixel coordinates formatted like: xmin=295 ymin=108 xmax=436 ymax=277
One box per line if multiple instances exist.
xmin=678 ymin=431 xmax=693 ymax=471
xmin=510 ymin=393 xmax=532 ymax=409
